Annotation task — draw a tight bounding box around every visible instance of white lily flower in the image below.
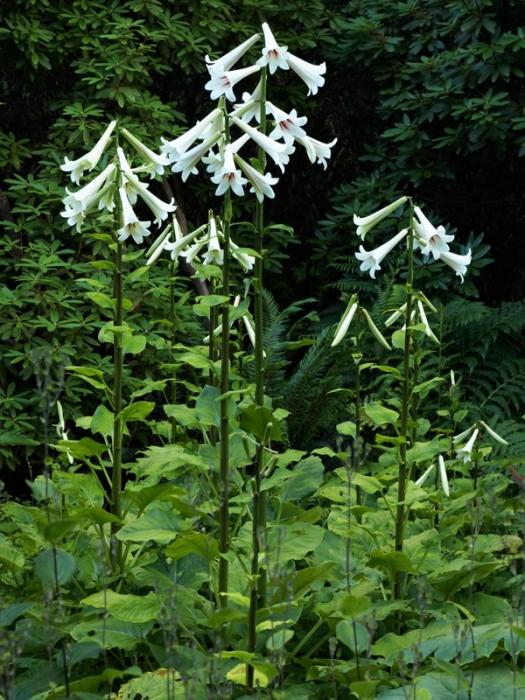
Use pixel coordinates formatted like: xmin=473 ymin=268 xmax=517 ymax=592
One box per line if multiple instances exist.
xmin=203 ymin=215 xmax=223 ymax=265
xmin=438 ymin=455 xmax=450 ymax=496
xmin=116 ymin=147 xmax=140 ymax=205
xmin=234 ymin=154 xmax=279 ymax=203
xmin=415 ymin=463 xmax=435 ymax=488
xmin=61 ymin=121 xmax=116 ymax=185
xmin=145 ymin=224 xmax=174 ymax=266
xmin=170 ymin=133 xmax=221 ymax=181
xmin=230 ymin=239 xmax=255 ymax=271
xmin=331 ymin=295 xmax=358 ymax=347
xmin=361 ymin=307 xmax=391 ymax=350
xmin=210 ymin=143 xmax=248 ymax=197
xmin=353 ymin=196 xmax=408 ymax=240
xmin=230 ymin=116 xmax=295 ymax=172
xmin=55 ymin=401 xmax=74 ymax=464
xmin=355 ymin=228 xmax=408 ymax=279
xmin=440 ymin=249 xmax=472 ymax=283
xmin=417 ymin=300 xmax=439 ymax=344
xmin=242 ymin=314 xmax=256 ymax=348
xmin=120 ymin=128 xmax=170 ymax=178
xmin=180 ymin=237 xmax=208 ymax=265
xmin=62 ymin=163 xmax=117 ymax=214
xmin=117 ymin=187 xmax=151 ymax=244
xmin=296 ymin=134 xmax=337 ymax=169
xmin=479 ymin=420 xmax=509 ymax=446
xmin=61 ymin=180 xmax=114 ymax=230
xmin=160 ymin=108 xmax=223 ymax=161
xmin=285 ymin=52 xmax=326 ymax=95
xmin=232 ymin=79 xmax=264 ymax=123
xmin=122 ymin=170 xmax=175 ymax=226
xmin=257 ymin=22 xmax=289 ymax=74
xmin=452 ymin=425 xmax=476 ymax=444
xmin=206 ymin=33 xmax=260 ymax=73
xmin=450 ymin=369 xmax=456 ymax=387
xmin=384 ymin=302 xmax=407 ymax=327
xmin=413 ymin=206 xmax=454 ymax=260
xmin=456 ymin=427 xmax=479 ymax=463
xmin=266 ymin=101 xmax=307 ymax=144
xmin=205 ymin=64 xmax=261 ymax=102
xmin=161 ymin=224 xmax=207 ymax=263
xmin=203 ymin=134 xmax=250 ymax=176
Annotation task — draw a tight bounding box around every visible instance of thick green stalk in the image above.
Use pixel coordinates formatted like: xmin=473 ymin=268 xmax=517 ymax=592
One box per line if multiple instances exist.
xmin=394 ymin=200 xmax=415 ymax=599
xmin=247 ymin=67 xmax=268 ymax=688
xmin=218 ymin=105 xmax=232 ymax=606
xmin=111 ymin=164 xmax=124 ymax=572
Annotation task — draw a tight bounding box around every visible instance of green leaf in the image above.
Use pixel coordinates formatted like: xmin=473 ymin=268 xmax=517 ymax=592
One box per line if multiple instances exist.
xmin=336 ymin=420 xmax=356 ymax=437
xmin=267 ymin=523 xmax=324 ymax=562
xmin=85 ymin=291 xmax=114 ymax=309
xmin=336 ymin=620 xmax=370 ymax=653
xmin=369 ymin=549 xmax=413 ymax=575
xmin=91 ymin=405 xmax=114 ymax=439
xmin=81 ymin=590 xmax=160 ymax=623
xmin=281 ymin=456 xmax=324 ymax=501
xmin=239 ymin=404 xmax=283 ymax=442
xmin=165 ymin=532 xmax=219 ymax=561
xmin=363 ymin=402 xmax=399 ymax=426
xmin=116 ymin=506 xmax=183 ymax=544
xmin=34 ymin=548 xmax=76 ymax=586
xmin=119 ymin=401 xmax=155 ymax=423
xmin=123 ymin=334 xmax=147 ymax=355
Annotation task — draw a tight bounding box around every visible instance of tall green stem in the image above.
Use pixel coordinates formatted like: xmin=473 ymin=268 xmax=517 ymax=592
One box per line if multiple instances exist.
xmin=247 ymin=68 xmax=268 ymax=688
xmin=218 ymin=106 xmax=232 ymax=607
xmin=111 ymin=149 xmax=124 ymax=572
xmin=394 ymin=199 xmax=414 ymax=599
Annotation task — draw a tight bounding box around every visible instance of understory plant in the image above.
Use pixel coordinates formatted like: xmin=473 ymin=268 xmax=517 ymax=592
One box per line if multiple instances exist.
xmin=1 ymin=20 xmax=524 ymax=700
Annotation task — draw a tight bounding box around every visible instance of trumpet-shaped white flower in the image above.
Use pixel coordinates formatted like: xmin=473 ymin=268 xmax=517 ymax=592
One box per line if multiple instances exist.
xmin=479 ymin=420 xmax=509 ymax=446
xmin=62 ymin=163 xmax=117 ymax=214
xmin=203 ymin=215 xmax=223 ymax=265
xmin=438 ymin=455 xmax=450 ymax=496
xmin=203 ymin=134 xmax=250 ymax=176
xmin=331 ymin=295 xmax=358 ymax=347
xmin=61 ymin=121 xmax=116 ymax=185
xmin=235 ymin=154 xmax=279 ymax=203
xmin=205 ymin=64 xmax=261 ymax=102
xmin=170 ymin=133 xmax=221 ymax=181
xmin=122 ymin=170 xmax=175 ymax=226
xmin=116 ymin=147 xmax=142 ymax=205
xmin=413 ymin=206 xmax=454 ymax=260
xmin=145 ymin=224 xmax=176 ymax=266
xmin=230 ymin=238 xmax=255 ymax=271
xmin=296 ymin=134 xmax=337 ymax=169
xmin=440 ymin=249 xmax=472 ymax=282
xmin=117 ymin=187 xmax=151 ymax=244
xmin=161 ymin=224 xmax=207 ymax=263
xmin=55 ymin=401 xmax=74 ymax=464
xmin=285 ymin=52 xmax=326 ymax=95
xmin=231 ymin=116 xmax=295 ymax=172
xmin=257 ymin=22 xmax=289 ymax=74
xmin=210 ymin=143 xmax=248 ymax=197
xmin=353 ymin=196 xmax=408 ymax=240
xmin=384 ymin=302 xmax=407 ymax=327
xmin=120 ymin=128 xmax=170 ymax=178
xmin=415 ymin=463 xmax=435 ymax=488
xmin=160 ymin=108 xmax=223 ymax=161
xmin=180 ymin=237 xmax=209 ymax=265
xmin=417 ymin=300 xmax=439 ymax=344
xmin=456 ymin=427 xmax=479 ymax=462
xmin=232 ymin=79 xmax=264 ymax=123
xmin=206 ymin=33 xmax=260 ymax=73
xmin=355 ymin=228 xmax=408 ymax=279
xmin=61 ymin=179 xmax=115 ymax=231
xmin=361 ymin=307 xmax=391 ymax=349
xmin=266 ymin=102 xmax=307 ymax=144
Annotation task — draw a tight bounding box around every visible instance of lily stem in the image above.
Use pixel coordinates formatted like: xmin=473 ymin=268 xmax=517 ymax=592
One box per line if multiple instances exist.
xmin=394 ymin=199 xmax=415 ymax=599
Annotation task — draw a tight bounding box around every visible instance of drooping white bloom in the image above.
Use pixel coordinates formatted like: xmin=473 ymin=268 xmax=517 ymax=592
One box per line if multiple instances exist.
xmin=440 ymin=249 xmax=472 ymax=283
xmin=234 ymin=154 xmax=279 ymax=203
xmin=230 ymin=116 xmax=295 ymax=172
xmin=232 ymin=79 xmax=264 ymax=123
xmin=120 ymin=128 xmax=170 ymax=178
xmin=55 ymin=401 xmax=74 ymax=465
xmin=438 ymin=455 xmax=450 ymax=496
xmin=116 ymin=147 xmax=142 ymax=205
xmin=203 ymin=215 xmax=223 ymax=265
xmin=296 ymin=134 xmax=337 ymax=169
xmin=117 ymin=187 xmax=151 ymax=244
xmin=122 ymin=170 xmax=175 ymax=226
xmin=413 ymin=206 xmax=454 ymax=260
xmin=145 ymin=223 xmax=175 ymax=266
xmin=61 ymin=121 xmax=116 ymax=185
xmin=331 ymin=295 xmax=358 ymax=347
xmin=456 ymin=427 xmax=479 ymax=463
xmin=160 ymin=108 xmax=223 ymax=161
xmin=242 ymin=314 xmax=256 ymax=348
xmin=206 ymin=33 xmax=260 ymax=73
xmin=170 ymin=133 xmax=221 ymax=181
xmin=266 ymin=102 xmax=307 ymax=144
xmin=355 ymin=228 xmax=408 ymax=279
xmin=415 ymin=463 xmax=435 ymax=488
xmin=353 ymin=196 xmax=408 ymax=240
xmin=257 ymin=22 xmax=289 ymax=74
xmin=361 ymin=307 xmax=391 ymax=350
xmin=62 ymin=163 xmax=117 ymax=214
xmin=384 ymin=302 xmax=407 ymax=327
xmin=210 ymin=143 xmax=248 ymax=197
xmin=203 ymin=134 xmax=250 ymax=176
xmin=180 ymin=237 xmax=209 ymax=265
xmin=230 ymin=239 xmax=255 ymax=271
xmin=61 ymin=180 xmax=115 ymax=232
xmin=205 ymin=65 xmax=261 ymax=102
xmin=417 ymin=300 xmax=439 ymax=344
xmin=161 ymin=224 xmax=207 ymax=262
xmin=479 ymin=420 xmax=508 ymax=446
xmin=285 ymin=52 xmax=326 ymax=95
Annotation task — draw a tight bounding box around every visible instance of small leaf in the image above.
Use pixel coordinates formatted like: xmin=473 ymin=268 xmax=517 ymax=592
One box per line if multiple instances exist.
xmin=34 ymin=548 xmax=76 ymax=586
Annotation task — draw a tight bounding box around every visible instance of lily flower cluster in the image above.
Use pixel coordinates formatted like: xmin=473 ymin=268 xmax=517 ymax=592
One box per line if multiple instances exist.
xmin=146 ymin=213 xmax=255 ymax=272
xmin=353 ymin=197 xmax=472 ymax=282
xmin=160 ymin=22 xmax=337 ymax=203
xmin=60 ymin=122 xmax=175 ymax=242
xmin=384 ymin=293 xmax=440 ymax=344
xmin=453 ymin=420 xmax=508 ymax=462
